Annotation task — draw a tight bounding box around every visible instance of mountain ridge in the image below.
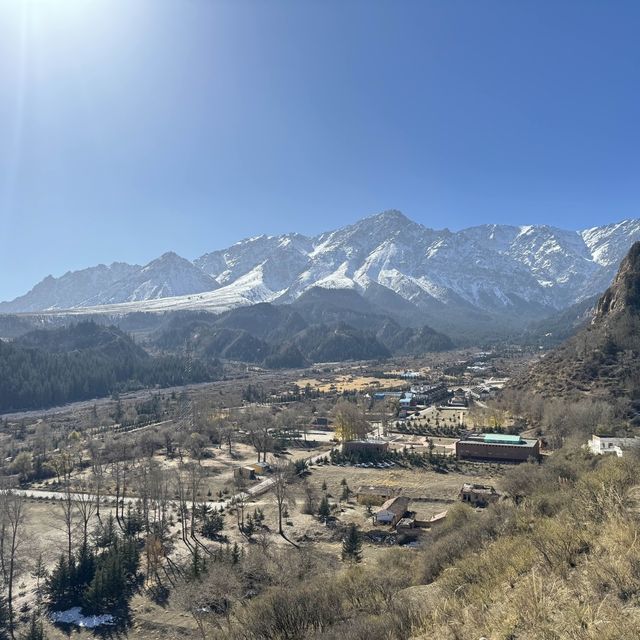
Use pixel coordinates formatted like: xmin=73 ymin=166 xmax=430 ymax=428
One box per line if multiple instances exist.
xmin=3 ymin=212 xmax=640 ymax=331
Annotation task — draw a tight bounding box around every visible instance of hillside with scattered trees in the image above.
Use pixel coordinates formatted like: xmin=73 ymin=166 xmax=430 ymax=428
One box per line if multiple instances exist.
xmin=511 ymin=242 xmax=640 ymax=425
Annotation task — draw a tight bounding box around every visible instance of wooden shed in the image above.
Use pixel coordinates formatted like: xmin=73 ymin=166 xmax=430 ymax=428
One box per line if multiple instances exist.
xmin=233 ymin=466 xmax=256 ymax=481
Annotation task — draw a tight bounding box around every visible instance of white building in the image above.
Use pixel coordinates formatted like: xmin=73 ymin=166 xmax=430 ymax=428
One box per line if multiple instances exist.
xmin=587 ymin=434 xmax=640 ymax=458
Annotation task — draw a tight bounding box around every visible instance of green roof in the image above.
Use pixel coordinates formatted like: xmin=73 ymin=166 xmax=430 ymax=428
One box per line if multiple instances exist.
xmin=483 ymin=433 xmax=522 ymax=444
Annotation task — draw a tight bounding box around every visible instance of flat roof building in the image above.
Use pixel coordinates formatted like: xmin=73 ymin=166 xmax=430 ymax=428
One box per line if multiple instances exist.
xmin=587 ymin=434 xmax=640 ymax=458
xmin=459 ymin=483 xmax=500 ymax=506
xmin=456 ymin=433 xmax=540 ymax=463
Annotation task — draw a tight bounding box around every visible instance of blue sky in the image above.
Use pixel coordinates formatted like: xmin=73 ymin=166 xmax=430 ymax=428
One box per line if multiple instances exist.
xmin=1 ymin=0 xmax=639 ymax=301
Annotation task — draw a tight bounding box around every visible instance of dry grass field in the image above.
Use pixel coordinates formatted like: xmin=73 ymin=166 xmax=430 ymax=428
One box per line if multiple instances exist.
xmin=296 ymin=374 xmax=408 ymax=393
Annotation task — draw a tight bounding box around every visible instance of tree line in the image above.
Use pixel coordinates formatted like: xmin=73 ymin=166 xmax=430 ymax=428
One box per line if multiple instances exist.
xmin=0 ymin=337 xmax=221 ymax=413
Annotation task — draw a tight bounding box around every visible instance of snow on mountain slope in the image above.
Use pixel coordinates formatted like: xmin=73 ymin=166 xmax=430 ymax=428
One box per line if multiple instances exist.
xmin=3 ymin=211 xmax=640 ymax=323
xmin=0 ymin=262 xmax=140 ymax=313
xmin=195 ymin=233 xmax=313 ymax=289
xmin=581 ymin=219 xmax=640 ymax=267
xmin=82 ymin=252 xmax=220 ymax=305
xmin=0 ymin=253 xmax=218 ymax=313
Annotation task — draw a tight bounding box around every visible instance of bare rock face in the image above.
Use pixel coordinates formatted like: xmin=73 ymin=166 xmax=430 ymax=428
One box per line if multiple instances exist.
xmin=595 ymin=241 xmax=640 ymax=320
xmin=511 ymin=241 xmax=640 ymax=415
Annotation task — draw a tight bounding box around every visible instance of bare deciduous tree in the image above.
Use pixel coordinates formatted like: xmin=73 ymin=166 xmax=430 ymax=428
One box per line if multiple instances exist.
xmin=271 ymin=461 xmax=297 ymax=546
xmin=74 ymin=478 xmax=97 ymax=550
xmin=0 ymin=490 xmax=26 ymax=639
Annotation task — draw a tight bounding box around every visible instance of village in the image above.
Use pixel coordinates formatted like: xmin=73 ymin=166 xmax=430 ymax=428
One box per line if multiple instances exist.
xmin=0 ymin=347 xmax=637 ymax=637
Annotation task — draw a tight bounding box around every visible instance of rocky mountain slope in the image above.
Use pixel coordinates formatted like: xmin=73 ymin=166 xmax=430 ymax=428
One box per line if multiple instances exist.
xmin=3 ymin=212 xmax=640 ymax=332
xmin=512 ymin=241 xmax=640 ymax=420
xmin=152 ymin=291 xmax=454 ymax=367
xmin=518 ymin=294 xmax=599 ymax=347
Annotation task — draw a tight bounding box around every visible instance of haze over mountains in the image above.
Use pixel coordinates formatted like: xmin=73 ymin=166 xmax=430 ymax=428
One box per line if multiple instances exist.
xmin=3 ymin=211 xmax=640 ymax=335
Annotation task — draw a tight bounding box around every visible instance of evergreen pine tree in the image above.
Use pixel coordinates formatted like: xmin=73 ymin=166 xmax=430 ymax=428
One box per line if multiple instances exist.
xmin=19 ymin=612 xmax=46 ymax=640
xmin=342 ymin=524 xmax=362 ymax=563
xmin=45 ymin=555 xmax=71 ymax=609
xmin=242 ymin=514 xmax=255 ymax=539
xmin=83 ymin=567 xmax=105 ymax=614
xmin=0 ymin=595 xmax=10 ymax=640
xmin=318 ymin=495 xmax=331 ymax=520
xmin=75 ymin=545 xmax=96 ymax=592
xmin=93 ymin=514 xmax=117 ymax=549
xmin=201 ymin=511 xmax=224 ymax=539
xmin=189 ymin=545 xmax=206 ymax=578
xmin=253 ymin=508 xmax=264 ymax=526
xmin=31 ymin=554 xmax=47 ymax=605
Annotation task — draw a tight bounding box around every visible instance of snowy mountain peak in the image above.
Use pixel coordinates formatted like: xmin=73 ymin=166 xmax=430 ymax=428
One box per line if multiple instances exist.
xmin=2 ymin=212 xmax=640 ymax=326
xmin=365 ymin=209 xmax=413 ymax=226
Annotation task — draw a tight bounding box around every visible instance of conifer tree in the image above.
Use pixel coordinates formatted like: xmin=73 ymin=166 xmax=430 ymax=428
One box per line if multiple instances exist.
xmin=189 ymin=545 xmax=206 ymax=578
xmin=83 ymin=567 xmax=105 ymax=613
xmin=0 ymin=595 xmax=9 ymax=640
xmin=201 ymin=511 xmax=224 ymax=539
xmin=19 ymin=612 xmax=46 ymax=640
xmin=318 ymin=495 xmax=331 ymax=520
xmin=46 ymin=555 xmax=71 ymax=609
xmin=341 ymin=524 xmax=362 ymax=563
xmin=31 ymin=554 xmax=47 ymax=605
xmin=242 ymin=514 xmax=255 ymax=539
xmin=231 ymin=542 xmax=241 ymax=564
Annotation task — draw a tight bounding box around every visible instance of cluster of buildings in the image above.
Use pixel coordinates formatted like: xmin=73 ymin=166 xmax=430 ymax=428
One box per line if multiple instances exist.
xmin=344 ymin=431 xmax=541 ymax=465
xmin=372 ymin=496 xmax=448 ymax=530
xmin=449 ymin=388 xmax=468 ymax=407
xmin=399 ymin=382 xmax=450 ymax=409
xmin=362 ymin=481 xmax=501 ymax=532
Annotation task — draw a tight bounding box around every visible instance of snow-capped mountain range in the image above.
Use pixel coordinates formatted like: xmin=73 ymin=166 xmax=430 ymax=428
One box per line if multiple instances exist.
xmin=3 ymin=211 xmax=640 ymax=326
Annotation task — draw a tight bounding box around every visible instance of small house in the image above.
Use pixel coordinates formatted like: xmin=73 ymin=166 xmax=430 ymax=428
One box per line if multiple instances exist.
xmin=342 ymin=440 xmax=389 ymax=463
xmin=375 ymin=496 xmax=410 ymax=526
xmin=587 ymin=434 xmax=640 ymax=458
xmin=310 ymin=417 xmax=331 ymax=430
xmin=458 ymin=483 xmax=499 ymax=507
xmin=342 ymin=440 xmax=389 ymax=456
xmin=449 ymin=388 xmax=467 ymax=407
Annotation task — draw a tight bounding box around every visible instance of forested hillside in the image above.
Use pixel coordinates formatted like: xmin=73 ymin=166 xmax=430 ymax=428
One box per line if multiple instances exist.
xmin=0 ymin=322 xmax=221 ymax=412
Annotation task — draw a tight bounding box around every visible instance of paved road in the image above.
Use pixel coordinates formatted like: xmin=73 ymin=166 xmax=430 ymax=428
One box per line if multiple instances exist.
xmin=11 ymin=446 xmax=337 ymax=509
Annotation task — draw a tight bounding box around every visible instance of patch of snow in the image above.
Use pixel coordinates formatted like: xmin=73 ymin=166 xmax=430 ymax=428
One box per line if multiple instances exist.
xmin=50 ymin=607 xmax=115 ymax=628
